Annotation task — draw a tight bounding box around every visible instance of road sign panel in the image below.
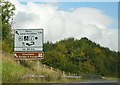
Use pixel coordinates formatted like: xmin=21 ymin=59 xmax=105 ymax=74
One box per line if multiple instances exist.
xmin=14 ymin=29 xmax=43 ymax=52
xmin=14 ymin=52 xmax=44 ymax=60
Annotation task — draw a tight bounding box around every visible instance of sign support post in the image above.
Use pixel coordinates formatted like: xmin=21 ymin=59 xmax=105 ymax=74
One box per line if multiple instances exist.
xmin=38 ymin=60 xmax=40 ymax=72
xmin=13 ymin=29 xmax=44 ymax=76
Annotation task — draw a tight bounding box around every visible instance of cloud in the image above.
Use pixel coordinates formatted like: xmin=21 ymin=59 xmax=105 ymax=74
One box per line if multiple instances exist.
xmin=11 ymin=1 xmax=118 ymax=51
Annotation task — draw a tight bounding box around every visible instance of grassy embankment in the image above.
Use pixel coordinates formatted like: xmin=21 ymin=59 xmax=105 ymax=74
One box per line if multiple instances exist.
xmin=2 ymin=52 xmax=82 ymax=83
xmin=0 ymin=53 xmax=1 ymax=84
xmin=2 ymin=52 xmax=118 ymax=83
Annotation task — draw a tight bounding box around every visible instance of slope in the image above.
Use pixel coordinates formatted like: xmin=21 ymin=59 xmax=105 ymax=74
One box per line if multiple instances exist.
xmin=42 ymin=37 xmax=119 ymax=78
xmin=2 ymin=52 xmax=81 ymax=83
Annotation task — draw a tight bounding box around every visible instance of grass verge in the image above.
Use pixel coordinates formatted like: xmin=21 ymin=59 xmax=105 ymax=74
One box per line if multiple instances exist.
xmin=2 ymin=53 xmax=81 ymax=83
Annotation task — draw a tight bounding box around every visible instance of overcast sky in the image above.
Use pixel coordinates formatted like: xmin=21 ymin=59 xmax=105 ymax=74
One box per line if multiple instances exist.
xmin=8 ymin=0 xmax=118 ymax=51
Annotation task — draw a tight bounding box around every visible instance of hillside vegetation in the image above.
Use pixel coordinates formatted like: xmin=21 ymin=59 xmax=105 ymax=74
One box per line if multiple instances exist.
xmin=2 ymin=37 xmax=119 ymax=83
xmin=0 ymin=52 xmax=1 ymax=84
xmin=42 ymin=37 xmax=119 ymax=78
xmin=2 ymin=52 xmax=83 ymax=83
xmin=2 ymin=53 xmax=59 ymax=83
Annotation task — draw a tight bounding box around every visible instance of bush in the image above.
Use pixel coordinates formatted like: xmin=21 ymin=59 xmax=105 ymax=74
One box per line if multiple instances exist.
xmin=2 ymin=40 xmax=13 ymax=53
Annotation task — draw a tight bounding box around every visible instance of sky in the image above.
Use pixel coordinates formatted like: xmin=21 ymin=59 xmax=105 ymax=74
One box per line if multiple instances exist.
xmin=8 ymin=0 xmax=118 ymax=51
xmin=16 ymin=0 xmax=119 ymax=2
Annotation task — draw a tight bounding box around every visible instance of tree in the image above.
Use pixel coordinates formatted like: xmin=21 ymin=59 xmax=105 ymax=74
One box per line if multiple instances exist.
xmin=1 ymin=0 xmax=15 ymax=52
xmin=42 ymin=37 xmax=119 ymax=77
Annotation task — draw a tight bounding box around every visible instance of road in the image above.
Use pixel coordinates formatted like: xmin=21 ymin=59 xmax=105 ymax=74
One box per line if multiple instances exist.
xmin=53 ymin=83 xmax=119 ymax=85
xmin=53 ymin=81 xmax=119 ymax=85
xmin=2 ymin=80 xmax=120 ymax=85
xmin=2 ymin=82 xmax=120 ymax=85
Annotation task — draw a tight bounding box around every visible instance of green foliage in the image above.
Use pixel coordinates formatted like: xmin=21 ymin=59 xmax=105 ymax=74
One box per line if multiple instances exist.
xmin=1 ymin=0 xmax=15 ymax=53
xmin=3 ymin=52 xmax=105 ymax=83
xmin=2 ymin=56 xmax=30 ymax=82
xmin=0 ymin=61 xmax=1 ymax=83
xmin=82 ymin=73 xmax=103 ymax=80
xmin=1 ymin=0 xmax=15 ymax=23
xmin=3 ymin=53 xmax=82 ymax=83
xmin=42 ymin=37 xmax=119 ymax=77
xmin=2 ymin=37 xmax=13 ymax=53
xmin=0 ymin=4 xmax=2 ymax=41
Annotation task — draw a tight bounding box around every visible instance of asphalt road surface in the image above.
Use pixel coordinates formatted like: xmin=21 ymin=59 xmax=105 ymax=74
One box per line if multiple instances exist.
xmin=52 ymin=81 xmax=120 ymax=85
xmin=57 ymin=83 xmax=120 ymax=85
xmin=2 ymin=83 xmax=120 ymax=85
xmin=2 ymin=81 xmax=120 ymax=85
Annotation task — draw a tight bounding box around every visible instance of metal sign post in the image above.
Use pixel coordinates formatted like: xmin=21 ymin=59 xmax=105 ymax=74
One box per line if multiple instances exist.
xmin=14 ymin=29 xmax=44 ymax=74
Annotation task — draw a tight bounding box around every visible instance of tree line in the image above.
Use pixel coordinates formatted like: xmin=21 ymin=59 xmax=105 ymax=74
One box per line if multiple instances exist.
xmin=42 ymin=37 xmax=120 ymax=77
xmin=1 ymin=0 xmax=15 ymax=52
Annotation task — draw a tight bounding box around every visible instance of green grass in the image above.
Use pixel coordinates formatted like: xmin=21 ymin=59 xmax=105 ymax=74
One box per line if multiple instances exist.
xmin=103 ymin=77 xmax=119 ymax=81
xmin=2 ymin=53 xmax=82 ymax=83
xmin=2 ymin=53 xmax=119 ymax=83
xmin=0 ymin=62 xmax=2 ymax=84
xmin=0 ymin=52 xmax=2 ymax=84
xmin=2 ymin=56 xmax=32 ymax=83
